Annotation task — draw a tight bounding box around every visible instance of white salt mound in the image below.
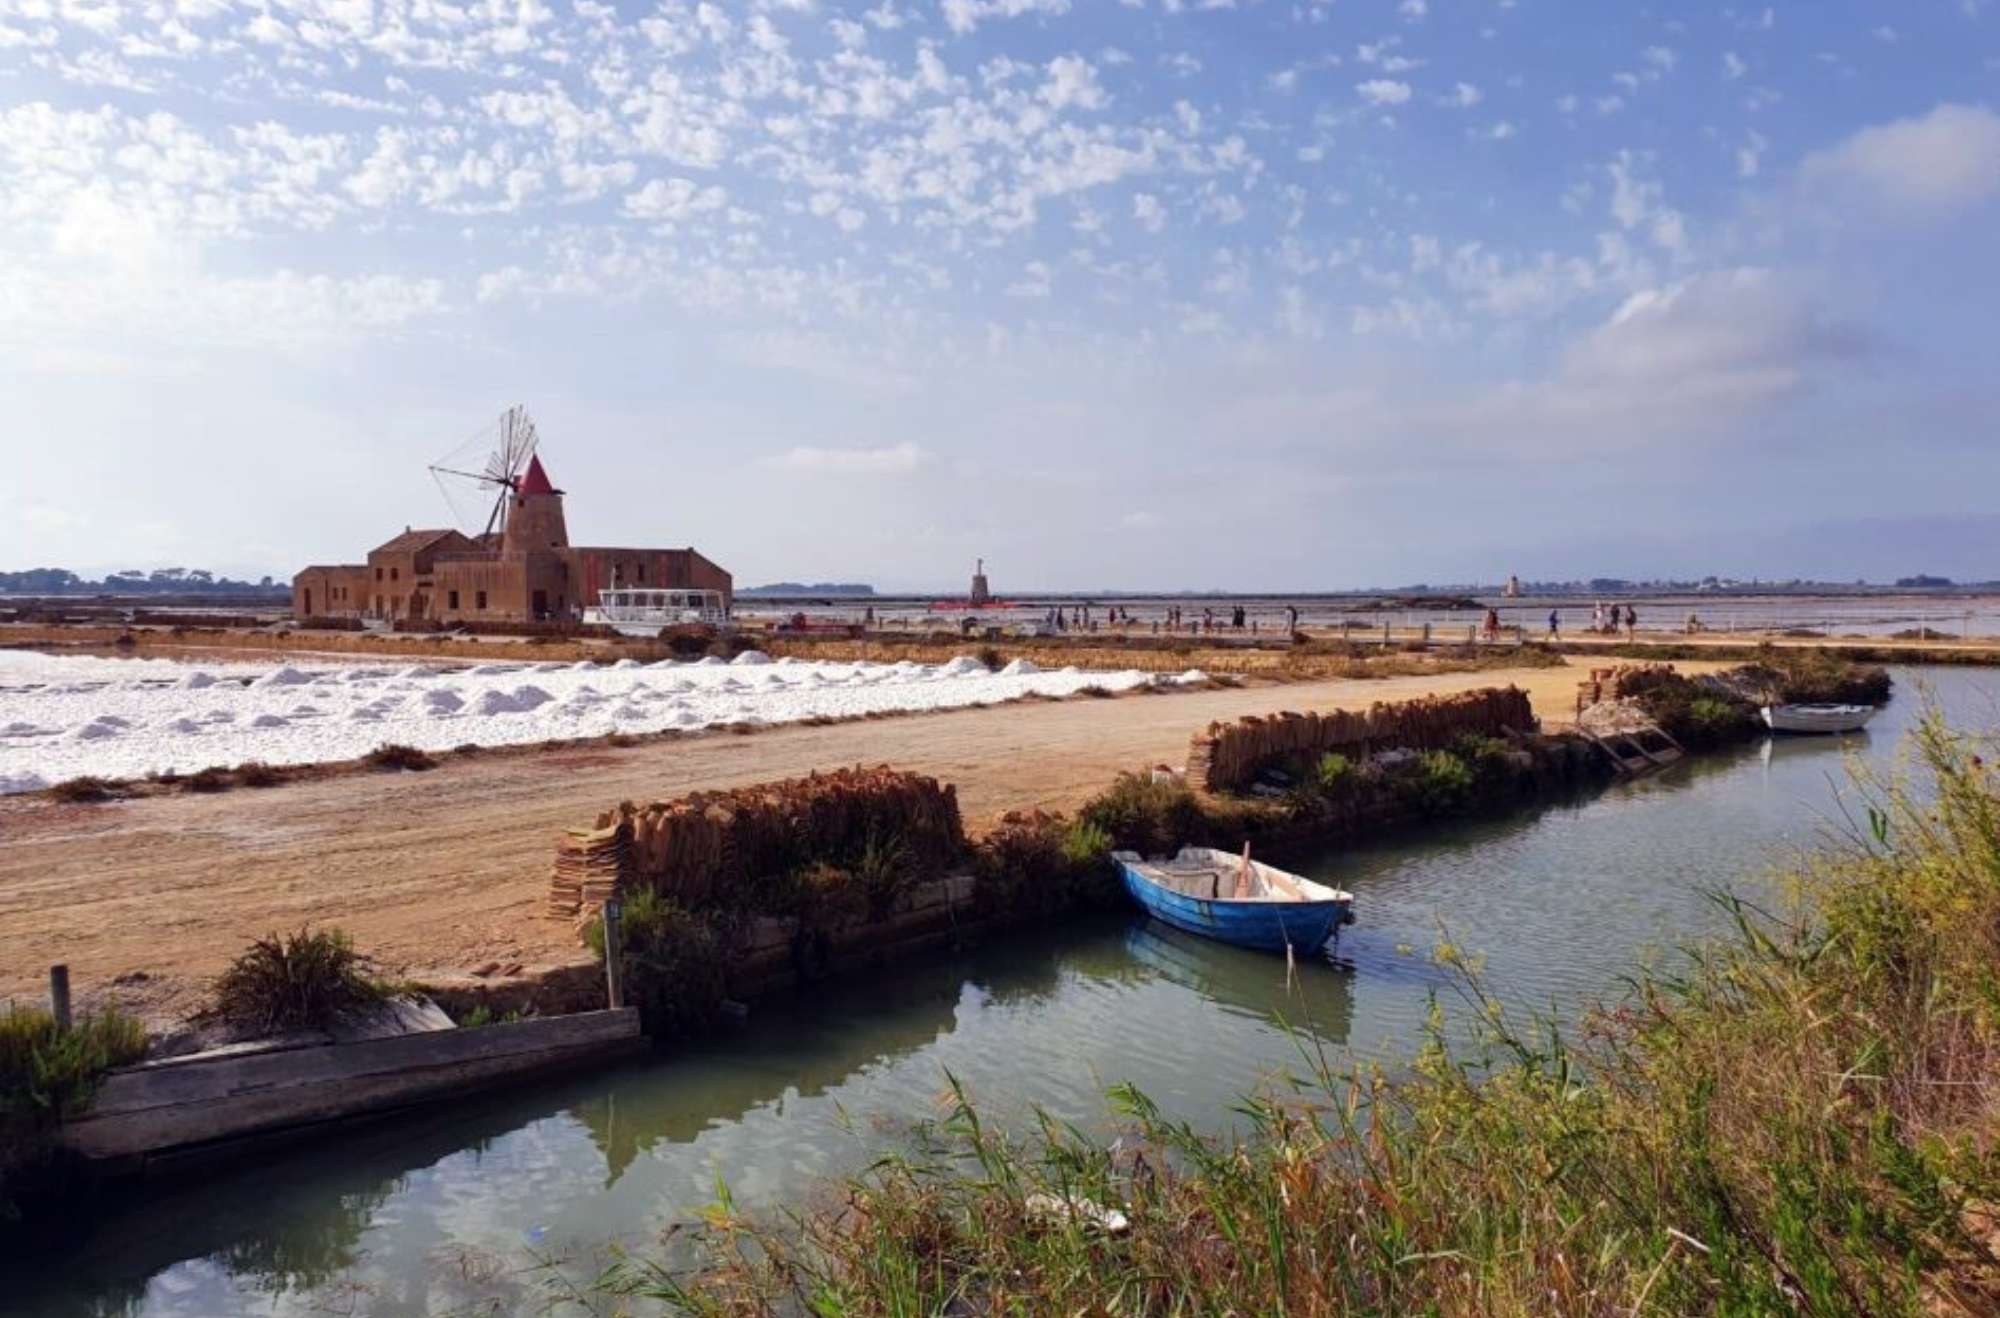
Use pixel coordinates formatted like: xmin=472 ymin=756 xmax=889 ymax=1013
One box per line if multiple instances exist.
xmin=250 ymin=713 xmax=289 ymax=729
xmin=472 ymin=690 xmax=519 ymax=716
xmin=253 ymin=667 xmax=314 ymax=688
xmin=612 ymin=658 xmax=643 ymax=670
xmin=510 ymin=684 xmax=554 ymax=709
xmin=942 ymin=656 xmax=989 ymax=676
xmin=569 ymin=660 xmax=599 ymax=671
xmin=731 ymin=650 xmax=772 ymax=666
xmin=67 ymin=721 xmax=121 ymax=742
xmin=999 ymin=658 xmax=1041 ymax=676
xmin=167 ymin=718 xmax=203 ymax=734
xmin=695 ymin=656 xmax=727 ymax=667
xmin=396 ymin=666 xmax=433 ymax=679
xmin=177 ymin=671 xmax=218 ymax=690
xmin=421 ymin=689 xmax=465 ymax=714
xmin=1177 ymin=669 xmax=1210 ymax=685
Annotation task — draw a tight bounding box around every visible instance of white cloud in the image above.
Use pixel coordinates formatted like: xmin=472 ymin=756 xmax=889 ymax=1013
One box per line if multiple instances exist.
xmin=622 ymin=176 xmax=727 ymax=220
xmin=1356 ymin=79 xmax=1412 ymax=106
xmin=1440 ymin=82 xmax=1482 ymax=108
xmin=767 ymin=442 xmax=929 ymax=473
xmin=1039 ymin=54 xmax=1107 ymax=111
xmin=1797 ymin=103 xmax=2000 ymax=219
xmin=1131 ymin=192 xmax=1166 ymax=233
xmin=940 ymin=0 xmax=1070 ymax=36
xmin=1723 ymin=51 xmax=1747 ymax=79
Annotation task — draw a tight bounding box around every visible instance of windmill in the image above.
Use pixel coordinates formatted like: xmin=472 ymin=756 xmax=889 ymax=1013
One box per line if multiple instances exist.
xmin=428 ymin=405 xmax=541 ymax=541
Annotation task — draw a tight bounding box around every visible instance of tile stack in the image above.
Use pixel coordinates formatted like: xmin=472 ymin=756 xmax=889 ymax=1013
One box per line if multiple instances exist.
xmin=548 ymin=820 xmax=631 ymax=919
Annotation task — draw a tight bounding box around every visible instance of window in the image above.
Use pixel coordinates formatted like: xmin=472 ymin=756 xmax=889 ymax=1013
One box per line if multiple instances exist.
xmin=390 ymin=567 xmax=399 ymax=581
xmin=636 ymin=561 xmax=645 ymax=583
xmin=476 ymin=591 xmax=487 ymax=611
xmin=448 ymin=590 xmax=460 ymax=610
xmin=375 ymin=595 xmax=383 ymax=613
xmin=375 ymin=567 xmax=382 ymax=581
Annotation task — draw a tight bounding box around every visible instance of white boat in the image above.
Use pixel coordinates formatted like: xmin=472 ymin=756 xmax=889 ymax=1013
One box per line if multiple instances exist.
xmin=583 ymin=588 xmax=731 ymax=636
xmin=1761 ymin=703 xmax=1878 ymax=735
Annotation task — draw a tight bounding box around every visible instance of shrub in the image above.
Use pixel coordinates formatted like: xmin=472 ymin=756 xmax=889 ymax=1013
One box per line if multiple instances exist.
xmin=1314 ymin=752 xmax=1356 ymax=795
xmin=1078 ymin=773 xmax=1202 ymax=857
xmin=587 ymin=889 xmax=726 ymax=1043
xmin=47 ymin=776 xmax=115 ymax=804
xmin=2 ymin=1003 xmax=147 ymax=1227
xmin=976 ymin=645 xmax=1004 ymax=671
xmin=185 ymin=766 xmax=233 ymax=793
xmin=235 ymin=760 xmax=283 ymax=787
xmin=211 ymin=928 xmax=391 ymax=1035
xmin=1406 ymin=749 xmax=1475 ymax=815
xmin=1060 ymin=818 xmax=1112 ymax=869
xmin=1075 ymin=684 xmax=1115 ymax=699
xmin=0 ymin=1004 xmax=147 ymax=1124
xmin=855 ymin=832 xmax=913 ymax=920
xmin=365 ymin=743 xmax=435 ymax=772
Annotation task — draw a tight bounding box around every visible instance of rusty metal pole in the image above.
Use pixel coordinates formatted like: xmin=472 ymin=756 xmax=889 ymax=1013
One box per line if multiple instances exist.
xmin=602 ymin=899 xmax=625 ymax=1010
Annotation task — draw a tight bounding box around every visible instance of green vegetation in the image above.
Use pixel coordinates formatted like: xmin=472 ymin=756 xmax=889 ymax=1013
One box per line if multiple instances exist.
xmin=1313 ymin=750 xmax=1355 ymax=794
xmin=1405 ymin=748 xmax=1476 ymax=815
xmin=585 ymin=889 xmax=727 ymax=1043
xmin=2 ymin=1004 xmax=147 ymax=1228
xmin=211 ymin=928 xmax=393 ymax=1035
xmin=601 ymin=710 xmax=2000 ymax=1315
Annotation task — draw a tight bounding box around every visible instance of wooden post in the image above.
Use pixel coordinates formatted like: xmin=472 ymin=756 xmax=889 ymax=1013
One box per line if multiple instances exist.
xmin=1422 ymin=622 xmax=1432 ymax=645
xmin=1382 ymin=620 xmax=1391 ymax=647
xmin=49 ymin=964 xmax=71 ymax=1034
xmin=602 ymin=899 xmax=625 ymax=1010
xmin=1467 ymin=623 xmax=1477 ymax=645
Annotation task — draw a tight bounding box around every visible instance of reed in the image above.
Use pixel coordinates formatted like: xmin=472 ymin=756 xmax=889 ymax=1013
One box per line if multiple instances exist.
xmin=602 ymin=705 xmax=2000 ymax=1316
xmin=210 ymin=928 xmax=393 ymax=1035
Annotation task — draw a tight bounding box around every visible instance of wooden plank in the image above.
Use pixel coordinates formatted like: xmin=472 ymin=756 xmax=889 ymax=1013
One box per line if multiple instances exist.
xmin=62 ymin=1009 xmax=641 ymax=1162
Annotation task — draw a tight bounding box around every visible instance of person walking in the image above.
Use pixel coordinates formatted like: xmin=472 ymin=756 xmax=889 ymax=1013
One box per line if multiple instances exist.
xmin=1624 ymin=605 xmax=1638 ymax=638
xmin=1548 ymin=608 xmax=1561 ymax=639
xmin=1483 ymin=607 xmax=1500 ymax=642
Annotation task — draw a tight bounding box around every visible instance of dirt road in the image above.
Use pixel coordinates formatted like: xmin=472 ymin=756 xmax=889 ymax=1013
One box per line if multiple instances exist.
xmin=0 ymin=663 xmax=1600 ymax=1023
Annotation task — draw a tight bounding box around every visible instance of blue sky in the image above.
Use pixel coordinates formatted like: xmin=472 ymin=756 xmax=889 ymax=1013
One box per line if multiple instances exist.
xmin=3 ymin=0 xmax=1997 ymax=590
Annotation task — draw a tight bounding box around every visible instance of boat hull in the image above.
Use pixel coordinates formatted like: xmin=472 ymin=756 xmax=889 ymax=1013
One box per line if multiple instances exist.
xmin=1761 ymin=704 xmax=1878 ymax=735
xmin=1117 ymin=858 xmax=1350 ymax=953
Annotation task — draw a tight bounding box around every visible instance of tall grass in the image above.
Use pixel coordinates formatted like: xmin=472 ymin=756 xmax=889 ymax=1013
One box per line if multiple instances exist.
xmin=210 ymin=928 xmax=392 ymax=1034
xmin=601 ymin=707 xmax=2000 ymax=1315
xmin=2 ymin=1004 xmax=147 ymax=1226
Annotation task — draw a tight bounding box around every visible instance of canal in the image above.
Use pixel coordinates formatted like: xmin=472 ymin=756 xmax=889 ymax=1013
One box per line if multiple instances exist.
xmin=15 ymin=665 xmax=1996 ymax=1316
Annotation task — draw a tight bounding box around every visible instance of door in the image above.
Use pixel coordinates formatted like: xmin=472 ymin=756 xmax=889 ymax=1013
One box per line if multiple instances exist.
xmin=532 ymin=589 xmax=549 ymax=618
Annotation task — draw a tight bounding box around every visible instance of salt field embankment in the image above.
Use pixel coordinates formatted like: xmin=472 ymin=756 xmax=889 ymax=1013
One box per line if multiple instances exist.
xmin=0 ymin=650 xmax=1183 ymax=794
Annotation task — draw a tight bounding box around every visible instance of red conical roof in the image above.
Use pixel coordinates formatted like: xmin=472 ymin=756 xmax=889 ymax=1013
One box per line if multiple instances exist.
xmin=517 ymin=454 xmax=557 ymax=496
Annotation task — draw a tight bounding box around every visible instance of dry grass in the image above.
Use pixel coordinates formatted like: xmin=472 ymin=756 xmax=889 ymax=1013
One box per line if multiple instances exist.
xmin=602 ymin=706 xmax=2000 ymax=1316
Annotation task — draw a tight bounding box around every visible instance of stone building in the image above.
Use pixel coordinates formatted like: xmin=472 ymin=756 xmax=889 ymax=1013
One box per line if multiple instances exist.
xmin=292 ymin=455 xmax=731 ymax=625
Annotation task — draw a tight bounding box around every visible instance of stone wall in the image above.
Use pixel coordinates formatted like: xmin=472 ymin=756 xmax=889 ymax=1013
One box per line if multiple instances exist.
xmin=1186 ymin=686 xmax=1537 ymax=793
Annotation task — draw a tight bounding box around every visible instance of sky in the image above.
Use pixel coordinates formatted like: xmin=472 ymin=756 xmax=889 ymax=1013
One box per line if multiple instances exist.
xmin=2 ymin=1 xmax=1997 ymax=591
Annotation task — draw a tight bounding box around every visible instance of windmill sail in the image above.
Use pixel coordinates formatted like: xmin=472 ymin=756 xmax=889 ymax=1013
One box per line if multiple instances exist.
xmin=428 ymin=405 xmax=541 ymax=540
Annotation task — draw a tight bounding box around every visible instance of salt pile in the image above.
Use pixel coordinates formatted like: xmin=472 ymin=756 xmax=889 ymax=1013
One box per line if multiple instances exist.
xmin=0 ymin=647 xmax=1157 ymax=792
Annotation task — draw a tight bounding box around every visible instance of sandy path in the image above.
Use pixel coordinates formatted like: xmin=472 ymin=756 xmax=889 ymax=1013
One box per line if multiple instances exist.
xmin=0 ymin=663 xmax=1598 ymax=1022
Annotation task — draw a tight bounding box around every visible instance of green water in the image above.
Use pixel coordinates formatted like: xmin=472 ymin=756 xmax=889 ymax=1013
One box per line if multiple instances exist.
xmin=14 ymin=667 xmax=1996 ymax=1317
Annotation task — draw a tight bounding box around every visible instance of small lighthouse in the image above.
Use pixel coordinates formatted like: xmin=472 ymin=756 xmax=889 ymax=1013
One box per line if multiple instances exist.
xmin=969 ymin=558 xmax=991 ymax=606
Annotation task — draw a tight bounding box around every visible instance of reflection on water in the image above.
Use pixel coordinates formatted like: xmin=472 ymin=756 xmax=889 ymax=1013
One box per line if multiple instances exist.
xmin=12 ymin=666 xmax=1996 ymax=1317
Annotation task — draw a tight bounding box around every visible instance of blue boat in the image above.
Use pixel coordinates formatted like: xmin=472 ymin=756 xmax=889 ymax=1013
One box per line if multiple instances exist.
xmin=1114 ymin=846 xmax=1355 ymax=954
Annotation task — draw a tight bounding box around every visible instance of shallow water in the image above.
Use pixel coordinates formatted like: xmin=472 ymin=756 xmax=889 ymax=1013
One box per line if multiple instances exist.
xmin=13 ymin=666 xmax=1998 ymax=1317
